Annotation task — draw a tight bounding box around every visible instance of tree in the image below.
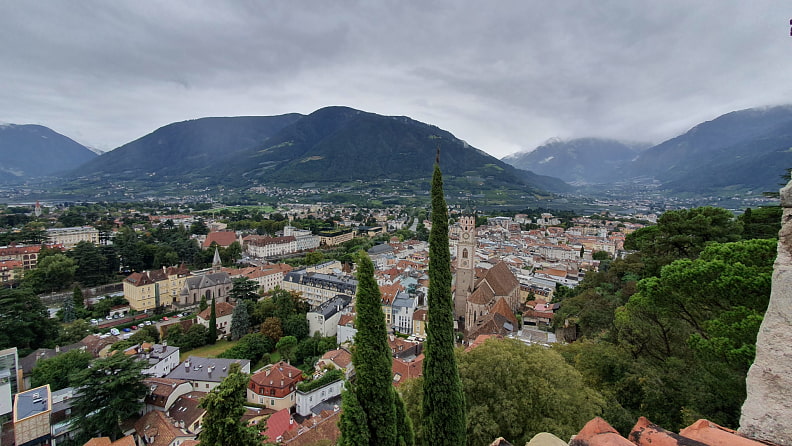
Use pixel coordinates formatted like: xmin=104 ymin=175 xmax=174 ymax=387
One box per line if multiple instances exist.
xmin=199 ymin=295 xmax=208 ymax=312
xmin=58 ymin=319 xmax=92 ymax=345
xmin=339 ymin=252 xmax=405 ymax=446
xmin=208 ymin=297 xmax=217 ymax=344
xmin=61 ymin=294 xmax=76 ymax=323
xmin=30 ymin=349 xmax=93 ymax=391
xmin=198 ymin=363 xmax=261 ymax=446
xmin=71 ymin=353 xmax=147 ymax=441
xmin=229 ymin=277 xmax=260 ymax=302
xmin=219 ymin=333 xmax=274 ymax=363
xmin=422 ymin=159 xmax=466 ymax=446
xmin=129 ymin=325 xmax=160 ymax=344
xmin=23 ymin=253 xmax=77 ymax=293
xmin=0 ymin=288 xmax=58 ymax=355
xmin=276 ymin=335 xmax=298 ymax=364
xmin=68 ymin=241 xmax=109 ymax=286
xmin=230 ymin=300 xmax=251 ymax=341
xmin=459 ymin=338 xmax=604 ymax=445
xmin=260 ymin=317 xmax=283 ymax=342
xmin=73 ymin=285 xmax=85 ymax=310
xmin=190 ymin=218 xmax=209 ymax=236
xmin=283 ymin=314 xmax=309 ymax=340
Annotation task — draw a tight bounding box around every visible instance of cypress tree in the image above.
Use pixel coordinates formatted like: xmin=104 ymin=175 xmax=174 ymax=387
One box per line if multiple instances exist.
xmin=208 ymin=296 xmax=217 ymax=344
xmin=422 ymin=157 xmax=466 ymax=445
xmin=339 ymin=252 xmax=403 ymax=446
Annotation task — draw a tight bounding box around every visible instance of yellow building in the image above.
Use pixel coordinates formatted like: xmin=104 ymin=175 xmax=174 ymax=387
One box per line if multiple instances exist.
xmin=123 ymin=266 xmax=191 ymax=311
xmin=46 ymin=226 xmax=100 ymax=249
xmin=318 ymin=229 xmax=355 ymax=246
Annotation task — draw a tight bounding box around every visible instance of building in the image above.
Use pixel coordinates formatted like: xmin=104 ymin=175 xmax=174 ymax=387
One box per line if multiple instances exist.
xmin=133 ymin=343 xmax=181 ymax=378
xmin=0 ymin=244 xmax=43 ymax=271
xmin=230 ymin=263 xmax=292 ymax=294
xmin=247 ymin=361 xmax=304 ymax=411
xmin=143 ymin=377 xmax=193 ymax=413
xmin=307 ymin=295 xmax=352 ymax=337
xmin=166 ymin=357 xmax=250 ymax=393
xmin=283 ymin=226 xmax=321 ymax=251
xmin=46 ymin=226 xmax=100 ymax=249
xmin=134 ymin=409 xmax=193 ymax=446
xmin=50 ymin=387 xmax=78 ymax=445
xmin=0 ymin=347 xmax=19 ymax=416
xmin=196 ymin=301 xmax=235 ymax=338
xmin=282 ymin=269 xmax=357 ymax=308
xmin=317 ymin=228 xmax=355 ymax=246
xmin=244 ymin=235 xmax=297 ymax=258
xmin=390 ymin=292 xmax=417 ymax=334
xmin=336 ymin=314 xmax=357 ymax=345
xmin=177 ymin=250 xmax=232 ymax=307
xmin=13 ymin=385 xmax=51 ymax=446
xmin=315 ymin=348 xmax=354 ymax=380
xmin=167 ymin=391 xmax=207 ymax=435
xmin=295 ymin=373 xmax=343 ymax=417
xmin=201 ymin=231 xmax=239 ymax=249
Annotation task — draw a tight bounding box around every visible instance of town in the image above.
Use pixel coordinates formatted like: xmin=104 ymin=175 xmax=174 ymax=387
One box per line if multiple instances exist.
xmin=0 ymin=198 xmax=654 ymax=445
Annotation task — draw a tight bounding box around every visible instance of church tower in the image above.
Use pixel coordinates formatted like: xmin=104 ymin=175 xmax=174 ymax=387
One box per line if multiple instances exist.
xmin=212 ymin=247 xmax=222 ymax=272
xmin=454 ymin=215 xmax=476 ymax=324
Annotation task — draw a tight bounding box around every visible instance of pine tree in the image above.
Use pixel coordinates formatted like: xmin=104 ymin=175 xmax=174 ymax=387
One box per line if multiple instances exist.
xmin=339 ymin=252 xmax=411 ymax=445
xmin=61 ymin=295 xmax=76 ymax=323
xmin=208 ymin=296 xmax=217 ymax=344
xmin=199 ymin=363 xmax=260 ymax=446
xmin=230 ymin=300 xmax=251 ymax=341
xmin=72 ymin=285 xmax=84 ymax=309
xmin=338 ymin=387 xmax=370 ymax=446
xmin=422 ymin=158 xmax=467 ymax=445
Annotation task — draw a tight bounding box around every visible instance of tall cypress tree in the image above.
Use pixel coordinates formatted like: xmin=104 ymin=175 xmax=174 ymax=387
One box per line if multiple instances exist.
xmin=340 ymin=252 xmax=412 ymax=446
xmin=422 ymin=157 xmax=466 ymax=445
xmin=208 ymin=296 xmax=217 ymax=344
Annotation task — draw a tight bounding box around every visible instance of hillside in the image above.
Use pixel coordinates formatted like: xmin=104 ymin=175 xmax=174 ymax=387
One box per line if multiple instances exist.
xmin=0 ymin=123 xmax=97 ymax=182
xmin=502 ymin=137 xmax=650 ymax=184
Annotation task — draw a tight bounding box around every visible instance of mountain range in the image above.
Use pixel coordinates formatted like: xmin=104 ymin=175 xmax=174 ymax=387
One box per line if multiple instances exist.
xmin=0 ymin=123 xmax=97 ymax=183
xmin=502 ymin=105 xmax=792 ymax=194
xmin=2 ymin=104 xmax=791 ymax=201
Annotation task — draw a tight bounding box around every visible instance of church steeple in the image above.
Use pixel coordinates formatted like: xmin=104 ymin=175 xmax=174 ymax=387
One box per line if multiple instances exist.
xmin=212 ymin=247 xmax=221 ymax=272
xmin=453 ymin=212 xmax=477 ymax=325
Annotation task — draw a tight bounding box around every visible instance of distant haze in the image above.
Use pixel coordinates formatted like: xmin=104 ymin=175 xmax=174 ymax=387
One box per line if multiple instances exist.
xmin=1 ymin=2 xmax=790 ymax=158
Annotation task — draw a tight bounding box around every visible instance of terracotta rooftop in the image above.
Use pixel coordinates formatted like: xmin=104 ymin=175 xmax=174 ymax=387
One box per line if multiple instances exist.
xmin=203 ymin=231 xmax=237 ymax=248
xmin=320 ymin=348 xmax=352 ymax=369
xmin=197 ymin=301 xmax=235 ymax=320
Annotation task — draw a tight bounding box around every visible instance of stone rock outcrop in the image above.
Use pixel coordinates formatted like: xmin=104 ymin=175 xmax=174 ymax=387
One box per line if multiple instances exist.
xmin=740 ymin=178 xmax=792 ymax=445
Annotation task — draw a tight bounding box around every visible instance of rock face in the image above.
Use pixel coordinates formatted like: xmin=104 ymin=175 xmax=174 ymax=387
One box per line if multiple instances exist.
xmin=740 ymin=178 xmax=792 ymax=445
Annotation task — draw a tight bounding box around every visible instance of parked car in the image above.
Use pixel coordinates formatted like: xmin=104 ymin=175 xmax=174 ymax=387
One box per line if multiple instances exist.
xmin=131 ymin=325 xmax=138 ymax=330
xmin=110 ymin=328 xmax=120 ymax=336
xmin=123 ymin=328 xmax=131 ymax=333
xmin=162 ymin=317 xmax=169 ymax=321
xmin=90 ymin=319 xmax=98 ymax=325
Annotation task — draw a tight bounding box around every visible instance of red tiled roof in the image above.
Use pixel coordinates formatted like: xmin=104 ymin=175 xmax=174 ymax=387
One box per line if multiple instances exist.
xmin=320 ymin=348 xmax=352 ymax=369
xmin=262 ymin=408 xmax=298 ymax=442
xmin=203 ymin=231 xmax=237 ymax=248
xmin=392 ymin=354 xmax=423 ymax=386
xmin=569 ymin=417 xmax=634 ymax=445
xmin=250 ymin=361 xmax=303 ymax=389
xmin=679 ymin=419 xmax=770 ymax=446
xmin=197 ymin=301 xmax=235 ymax=320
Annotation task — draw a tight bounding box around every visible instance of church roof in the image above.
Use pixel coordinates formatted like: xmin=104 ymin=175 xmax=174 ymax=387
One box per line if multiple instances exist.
xmin=479 ymin=261 xmax=519 ymax=297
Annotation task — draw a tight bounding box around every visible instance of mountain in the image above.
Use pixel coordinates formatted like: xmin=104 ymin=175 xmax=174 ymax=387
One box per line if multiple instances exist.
xmin=71 ymin=114 xmax=303 ymax=180
xmin=0 ymin=123 xmax=97 ymax=182
xmin=66 ymin=107 xmax=571 ymax=196
xmin=215 ymin=106 xmax=570 ymax=192
xmin=501 ymin=138 xmax=650 ymax=184
xmin=628 ymin=105 xmax=792 ymax=193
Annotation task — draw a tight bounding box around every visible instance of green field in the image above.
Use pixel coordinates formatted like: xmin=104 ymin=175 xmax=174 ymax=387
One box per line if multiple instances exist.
xmin=179 ymin=340 xmax=238 ymax=362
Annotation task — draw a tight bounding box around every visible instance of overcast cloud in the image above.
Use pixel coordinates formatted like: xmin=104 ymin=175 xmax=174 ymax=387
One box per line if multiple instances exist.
xmin=1 ymin=1 xmax=790 ymax=158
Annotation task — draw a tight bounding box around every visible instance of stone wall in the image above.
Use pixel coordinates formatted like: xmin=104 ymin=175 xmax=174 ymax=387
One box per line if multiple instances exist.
xmin=740 ymin=179 xmax=792 ymax=445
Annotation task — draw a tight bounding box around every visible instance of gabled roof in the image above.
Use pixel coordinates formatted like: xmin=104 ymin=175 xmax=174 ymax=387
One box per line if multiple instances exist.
xmin=197 ymin=301 xmax=235 ymax=320
xmin=167 ymin=391 xmax=206 ymax=428
xmin=320 ymin=349 xmax=352 ymax=369
xmin=392 ymin=354 xmax=423 ymax=386
xmin=262 ymin=408 xmax=298 ymax=442
xmin=203 ymin=231 xmax=237 ymax=248
xmin=134 ymin=409 xmax=191 ymax=446
xmin=250 ymin=361 xmax=303 ymax=389
xmin=490 ymin=298 xmax=517 ymax=326
xmin=479 ymin=261 xmax=519 ymax=297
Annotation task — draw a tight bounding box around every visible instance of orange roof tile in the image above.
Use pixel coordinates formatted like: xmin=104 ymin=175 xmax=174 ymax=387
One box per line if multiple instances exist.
xmin=569 ymin=417 xmax=634 ymax=446
xmin=679 ymin=419 xmax=769 ymax=446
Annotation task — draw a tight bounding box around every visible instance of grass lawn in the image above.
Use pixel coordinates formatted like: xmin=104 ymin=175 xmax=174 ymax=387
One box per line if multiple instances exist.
xmin=180 ymin=340 xmax=238 ymax=362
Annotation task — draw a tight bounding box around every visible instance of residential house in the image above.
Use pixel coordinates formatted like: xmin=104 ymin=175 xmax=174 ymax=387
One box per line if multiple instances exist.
xmin=315 ymin=349 xmax=354 ymax=380
xmin=13 ymin=385 xmax=51 ymax=446
xmin=0 ymin=259 xmax=23 ymax=284
xmin=166 ymin=357 xmax=250 ymax=393
xmin=247 ymin=361 xmax=303 ymax=411
xmin=283 ymin=226 xmax=320 ymax=251
xmin=295 ymin=373 xmax=343 ymax=417
xmin=244 ymin=235 xmax=297 ymax=258
xmin=123 ymin=265 xmax=192 ymax=311
xmin=306 ymin=294 xmax=352 ymax=338
xmin=227 ymin=263 xmax=292 ymax=294
xmin=131 ymin=344 xmax=181 ymax=378
xmin=390 ymin=292 xmax=417 ymax=334
xmin=166 ymin=391 xmax=207 ymax=435
xmin=392 ymin=354 xmax=423 ymax=386
xmin=282 ymin=269 xmax=357 ymax=308
xmin=143 ymin=378 xmax=192 ymax=413
xmin=411 ymin=309 xmax=427 ymax=339
xmin=196 ymin=301 xmax=235 ymax=338
xmin=336 ymin=314 xmax=356 ymax=345
xmin=0 ymin=244 xmax=43 ymax=271
xmin=261 ymin=408 xmax=298 ymax=443
xmin=134 ymin=409 xmax=193 ymax=446
xmin=50 ymin=386 xmax=78 ymax=445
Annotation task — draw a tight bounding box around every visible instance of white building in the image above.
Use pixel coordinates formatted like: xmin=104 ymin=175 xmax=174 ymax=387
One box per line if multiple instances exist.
xmin=307 ymin=295 xmax=352 ymax=338
xmin=136 ymin=344 xmax=181 ymax=378
xmin=46 ymin=226 xmax=100 ymax=249
xmin=295 ymin=375 xmax=343 ymax=417
xmin=166 ymin=357 xmax=250 ymax=392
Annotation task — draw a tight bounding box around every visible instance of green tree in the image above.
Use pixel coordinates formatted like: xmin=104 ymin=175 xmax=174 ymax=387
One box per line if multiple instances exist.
xmin=229 ymin=277 xmax=260 ymax=302
xmin=199 ymin=295 xmax=208 ymax=312
xmin=283 ymin=314 xmax=309 ymax=340
xmin=198 ymin=363 xmax=261 ymax=446
xmin=276 ymin=335 xmax=298 ymax=364
xmin=58 ymin=319 xmax=92 ymax=345
xmin=208 ymin=297 xmax=217 ymax=344
xmin=30 ymin=349 xmax=93 ymax=391
xmin=23 ymin=253 xmax=77 ymax=293
xmin=61 ymin=293 xmax=76 ymax=323
xmin=73 ymin=285 xmax=85 ymax=310
xmin=71 ymin=353 xmax=147 ymax=441
xmin=68 ymin=241 xmax=108 ymax=286
xmin=339 ymin=388 xmax=371 ymax=446
xmin=0 ymin=288 xmax=58 ymax=355
xmin=340 ymin=252 xmax=405 ymax=446
xmin=422 ymin=160 xmax=466 ymax=446
xmin=459 ymin=338 xmax=604 ymax=445
xmin=260 ymin=317 xmax=283 ymax=342
xmin=129 ymin=325 xmax=160 ymax=344
xmin=230 ymin=301 xmax=251 ymax=341
xmin=190 ymin=218 xmax=210 ymax=236
xmin=219 ymin=333 xmax=274 ymax=363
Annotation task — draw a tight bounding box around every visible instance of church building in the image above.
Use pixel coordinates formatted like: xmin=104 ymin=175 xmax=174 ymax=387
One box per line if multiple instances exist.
xmin=453 ymin=215 xmax=521 ymax=340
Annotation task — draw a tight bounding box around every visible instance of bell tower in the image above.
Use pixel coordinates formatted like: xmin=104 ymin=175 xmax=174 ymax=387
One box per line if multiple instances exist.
xmin=454 ymin=215 xmax=476 ymax=323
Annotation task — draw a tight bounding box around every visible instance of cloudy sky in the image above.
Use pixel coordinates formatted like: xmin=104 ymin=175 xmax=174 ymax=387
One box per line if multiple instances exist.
xmin=1 ymin=1 xmax=790 ymax=158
